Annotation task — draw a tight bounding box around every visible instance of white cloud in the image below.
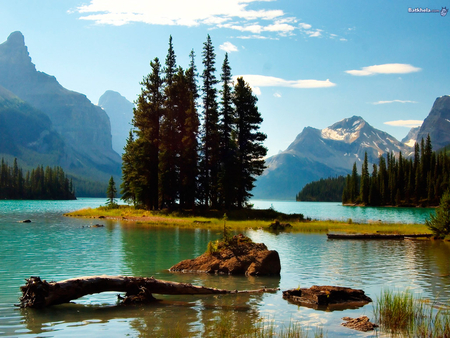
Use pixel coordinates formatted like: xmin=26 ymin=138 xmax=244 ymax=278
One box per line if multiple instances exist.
xmin=220 ymin=41 xmax=238 ymax=53
xmin=305 ymin=29 xmax=322 ymax=37
xmin=77 ymin=0 xmax=285 ymax=32
xmin=373 ymin=100 xmax=418 ymax=105
xmin=346 ymin=63 xmax=421 ymax=76
xmin=274 ymin=92 xmax=282 ymax=98
xmin=384 ymin=120 xmax=423 ymax=128
xmin=298 ymin=22 xmax=312 ymax=29
xmin=340 ymin=38 xmax=347 ymax=42
xmin=234 ymin=74 xmax=336 ymax=89
xmin=75 ymin=0 xmax=338 ymax=39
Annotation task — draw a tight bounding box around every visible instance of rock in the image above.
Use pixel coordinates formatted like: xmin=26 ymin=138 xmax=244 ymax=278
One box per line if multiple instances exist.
xmin=169 ymin=235 xmax=281 ymax=276
xmin=20 ymin=219 xmax=31 ymax=223
xmin=282 ymin=285 xmax=372 ymax=310
xmin=341 ymin=316 xmax=378 ymax=332
xmin=92 ymin=224 xmax=104 ymax=227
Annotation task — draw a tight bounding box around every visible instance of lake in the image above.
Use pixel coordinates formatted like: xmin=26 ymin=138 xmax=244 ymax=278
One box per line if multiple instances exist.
xmin=0 ymin=199 xmax=448 ymax=337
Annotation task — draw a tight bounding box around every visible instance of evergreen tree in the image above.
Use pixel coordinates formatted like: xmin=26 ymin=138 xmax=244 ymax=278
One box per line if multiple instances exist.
xmin=426 ymin=189 xmax=450 ymax=238
xmin=360 ymin=152 xmax=370 ymax=204
xmin=199 ymin=34 xmax=220 ymax=207
xmin=218 ymin=53 xmax=236 ymax=209
xmin=232 ymin=77 xmax=267 ymax=208
xmin=132 ymin=57 xmax=164 ymax=209
xmin=106 ymin=176 xmax=117 ymax=206
xmin=350 ymin=163 xmax=359 ymax=202
xmin=120 ymin=130 xmax=137 ymax=205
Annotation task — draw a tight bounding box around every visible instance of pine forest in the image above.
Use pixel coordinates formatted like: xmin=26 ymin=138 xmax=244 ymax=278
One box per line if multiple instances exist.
xmin=342 ymin=136 xmax=449 ymax=207
xmin=0 ymin=158 xmax=76 ymax=200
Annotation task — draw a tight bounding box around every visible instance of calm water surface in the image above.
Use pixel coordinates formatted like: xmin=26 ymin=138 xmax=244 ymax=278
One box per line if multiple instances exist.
xmin=0 ymin=199 xmax=448 ymax=337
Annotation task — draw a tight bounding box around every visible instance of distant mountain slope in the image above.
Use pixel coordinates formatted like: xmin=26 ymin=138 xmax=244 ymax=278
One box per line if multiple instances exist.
xmin=253 ymin=116 xmax=411 ymax=200
xmin=401 ymin=126 xmax=421 ymax=148
xmin=0 ymin=31 xmax=121 ymax=177
xmin=98 ymin=90 xmax=134 ymax=154
xmin=416 ymin=95 xmax=450 ymax=151
xmin=0 ymin=85 xmax=65 ymax=160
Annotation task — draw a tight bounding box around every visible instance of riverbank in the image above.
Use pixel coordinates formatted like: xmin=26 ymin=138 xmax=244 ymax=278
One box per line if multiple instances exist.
xmin=64 ymin=205 xmax=431 ymax=234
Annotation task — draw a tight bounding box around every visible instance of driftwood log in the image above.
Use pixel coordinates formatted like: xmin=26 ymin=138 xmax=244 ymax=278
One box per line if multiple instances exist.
xmin=19 ymin=276 xmax=279 ymax=308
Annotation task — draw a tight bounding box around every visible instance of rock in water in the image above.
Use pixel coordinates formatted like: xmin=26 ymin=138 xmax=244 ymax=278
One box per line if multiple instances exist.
xmin=169 ymin=235 xmax=281 ymax=276
xmin=341 ymin=316 xmax=378 ymax=332
xmin=283 ymin=285 xmax=372 ymax=310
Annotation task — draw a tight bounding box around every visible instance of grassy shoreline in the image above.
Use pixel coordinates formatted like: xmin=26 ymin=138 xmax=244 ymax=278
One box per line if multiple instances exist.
xmin=64 ymin=205 xmax=431 ymax=234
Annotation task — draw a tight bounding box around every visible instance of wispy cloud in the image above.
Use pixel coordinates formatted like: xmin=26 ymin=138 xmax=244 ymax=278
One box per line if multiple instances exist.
xmin=373 ymin=100 xmax=418 ymax=105
xmin=234 ymin=74 xmax=335 ymax=95
xmin=220 ymin=41 xmax=238 ymax=53
xmin=75 ymin=1 xmax=341 ymax=40
xmin=384 ymin=120 xmax=423 ymax=128
xmin=274 ymin=92 xmax=282 ymax=98
xmin=76 ymin=0 xmax=289 ymax=34
xmin=346 ymin=63 xmax=421 ymax=76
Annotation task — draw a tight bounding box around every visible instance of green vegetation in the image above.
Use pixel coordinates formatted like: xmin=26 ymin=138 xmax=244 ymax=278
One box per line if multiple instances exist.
xmin=296 ymin=176 xmax=346 ymax=202
xmin=426 ymin=190 xmax=450 ymax=238
xmin=343 ymin=136 xmax=450 ymax=206
xmin=65 ymin=205 xmax=429 ymax=234
xmin=0 ymin=157 xmax=75 ymax=200
xmin=374 ymin=289 xmax=450 ymax=337
xmin=121 ymin=35 xmax=266 ymax=211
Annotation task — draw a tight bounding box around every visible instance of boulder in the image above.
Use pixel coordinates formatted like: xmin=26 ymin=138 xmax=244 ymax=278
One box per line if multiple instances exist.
xmin=169 ymin=235 xmax=281 ymax=276
xmin=283 ymin=285 xmax=372 ymax=310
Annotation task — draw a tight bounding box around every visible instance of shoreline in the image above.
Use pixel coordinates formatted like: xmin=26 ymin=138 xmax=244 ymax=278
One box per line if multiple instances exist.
xmin=64 ymin=206 xmax=432 ymax=235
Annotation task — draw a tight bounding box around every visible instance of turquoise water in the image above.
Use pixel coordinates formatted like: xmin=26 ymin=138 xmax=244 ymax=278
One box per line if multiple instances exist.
xmin=252 ymin=200 xmax=435 ymax=224
xmin=0 ymin=199 xmax=448 ymax=337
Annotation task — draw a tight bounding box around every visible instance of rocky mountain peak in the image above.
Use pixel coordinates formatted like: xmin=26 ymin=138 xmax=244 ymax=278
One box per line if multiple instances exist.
xmin=0 ymin=31 xmax=35 ymax=72
xmin=416 ymin=94 xmax=450 ymax=150
xmin=321 ymin=116 xmax=366 ymax=143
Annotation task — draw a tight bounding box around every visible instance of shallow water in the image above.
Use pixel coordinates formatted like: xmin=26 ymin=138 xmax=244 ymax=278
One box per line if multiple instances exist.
xmin=0 ymin=199 xmax=448 ymax=337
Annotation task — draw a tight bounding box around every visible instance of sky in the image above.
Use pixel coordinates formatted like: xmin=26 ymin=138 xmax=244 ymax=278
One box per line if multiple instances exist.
xmin=1 ymin=1 xmax=450 ymax=157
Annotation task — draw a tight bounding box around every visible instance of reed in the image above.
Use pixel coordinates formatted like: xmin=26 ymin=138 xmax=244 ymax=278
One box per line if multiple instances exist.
xmin=374 ymin=289 xmax=450 ymax=337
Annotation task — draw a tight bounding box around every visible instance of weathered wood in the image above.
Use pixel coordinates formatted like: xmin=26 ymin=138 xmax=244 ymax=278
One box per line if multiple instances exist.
xmin=19 ymin=276 xmax=279 ymax=308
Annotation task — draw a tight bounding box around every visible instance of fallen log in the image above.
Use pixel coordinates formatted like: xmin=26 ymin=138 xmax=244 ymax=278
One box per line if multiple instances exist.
xmin=19 ymin=276 xmax=279 ymax=308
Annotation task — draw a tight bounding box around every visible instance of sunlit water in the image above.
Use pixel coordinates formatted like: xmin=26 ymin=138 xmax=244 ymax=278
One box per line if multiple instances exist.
xmin=0 ymin=199 xmax=448 ymax=337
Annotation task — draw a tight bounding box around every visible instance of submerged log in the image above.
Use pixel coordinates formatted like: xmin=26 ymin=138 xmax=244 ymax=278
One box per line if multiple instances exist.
xmin=19 ymin=276 xmax=279 ymax=308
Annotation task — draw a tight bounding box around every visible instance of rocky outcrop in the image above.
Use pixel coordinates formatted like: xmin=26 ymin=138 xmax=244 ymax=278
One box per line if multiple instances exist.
xmin=169 ymin=235 xmax=281 ymax=276
xmin=98 ymin=90 xmax=134 ymax=154
xmin=0 ymin=32 xmax=121 ymax=179
xmin=282 ymin=285 xmax=372 ymax=310
xmin=416 ymin=95 xmax=450 ymax=151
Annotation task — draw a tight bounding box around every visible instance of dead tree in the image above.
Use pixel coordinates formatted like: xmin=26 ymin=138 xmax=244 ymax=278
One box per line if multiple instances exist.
xmin=20 ymin=275 xmax=278 ymax=308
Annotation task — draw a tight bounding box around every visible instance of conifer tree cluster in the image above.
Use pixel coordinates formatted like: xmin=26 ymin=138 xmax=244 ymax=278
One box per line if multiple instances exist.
xmin=296 ymin=176 xmax=346 ymax=202
xmin=342 ymin=136 xmax=449 ymax=206
xmin=0 ymin=158 xmax=76 ymax=200
xmin=121 ymin=35 xmax=267 ymax=210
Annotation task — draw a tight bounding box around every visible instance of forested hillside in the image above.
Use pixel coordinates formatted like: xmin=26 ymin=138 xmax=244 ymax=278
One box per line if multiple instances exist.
xmin=343 ymin=136 xmax=448 ymax=206
xmin=0 ymin=158 xmax=75 ymax=200
xmin=296 ymin=176 xmax=346 ymax=202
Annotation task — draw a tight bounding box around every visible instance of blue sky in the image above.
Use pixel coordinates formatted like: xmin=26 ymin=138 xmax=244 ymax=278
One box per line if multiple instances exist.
xmin=1 ymin=1 xmax=449 ymax=157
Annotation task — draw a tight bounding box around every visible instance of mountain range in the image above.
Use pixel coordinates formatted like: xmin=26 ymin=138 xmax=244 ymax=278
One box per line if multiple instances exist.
xmin=253 ymin=95 xmax=450 ymax=200
xmin=0 ymin=31 xmax=122 ymax=195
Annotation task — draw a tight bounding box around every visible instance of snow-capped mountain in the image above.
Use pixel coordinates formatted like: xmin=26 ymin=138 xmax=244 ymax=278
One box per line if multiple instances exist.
xmin=252 ymin=116 xmax=411 ymax=200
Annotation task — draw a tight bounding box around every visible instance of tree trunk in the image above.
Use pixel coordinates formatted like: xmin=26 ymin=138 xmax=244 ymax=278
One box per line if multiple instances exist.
xmin=19 ymin=276 xmax=278 ymax=308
